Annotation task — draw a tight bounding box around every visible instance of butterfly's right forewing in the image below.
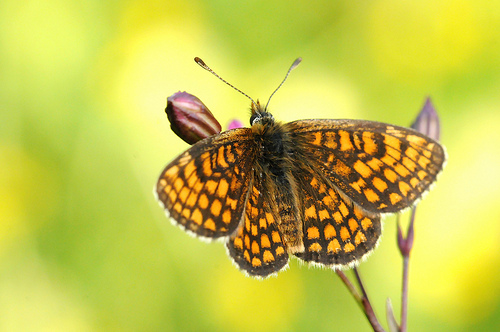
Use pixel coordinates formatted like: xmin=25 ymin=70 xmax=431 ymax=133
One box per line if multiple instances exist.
xmin=289 ymin=120 xmax=446 ymax=214
xmin=156 ymin=129 xmax=257 ymax=238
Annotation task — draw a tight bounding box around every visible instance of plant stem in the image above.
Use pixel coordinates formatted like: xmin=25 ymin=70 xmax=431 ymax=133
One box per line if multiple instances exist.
xmin=336 ymin=270 xmax=362 ymax=303
xmin=399 ymin=208 xmax=416 ymax=332
xmin=354 ymin=268 xmax=386 ymax=332
xmin=337 ymin=270 xmax=385 ymax=331
xmin=400 ymin=256 xmax=409 ymax=332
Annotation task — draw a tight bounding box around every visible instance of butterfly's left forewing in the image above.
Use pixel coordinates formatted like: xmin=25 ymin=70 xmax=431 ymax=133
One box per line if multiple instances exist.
xmin=288 ymin=119 xmax=446 ymax=214
xmin=156 ymin=129 xmax=257 ymax=238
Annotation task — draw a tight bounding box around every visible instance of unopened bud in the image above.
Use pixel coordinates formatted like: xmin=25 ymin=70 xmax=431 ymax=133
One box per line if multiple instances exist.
xmin=397 ymin=209 xmax=416 ymax=257
xmin=227 ymin=119 xmax=244 ymax=130
xmin=411 ymin=97 xmax=441 ymax=141
xmin=165 ymin=92 xmax=221 ymax=145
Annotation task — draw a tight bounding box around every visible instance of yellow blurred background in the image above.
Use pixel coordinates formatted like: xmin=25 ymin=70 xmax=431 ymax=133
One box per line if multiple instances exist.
xmin=1 ymin=0 xmax=499 ymax=331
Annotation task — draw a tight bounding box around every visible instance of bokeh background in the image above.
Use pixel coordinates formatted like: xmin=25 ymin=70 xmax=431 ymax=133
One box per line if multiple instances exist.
xmin=1 ymin=0 xmax=499 ymax=331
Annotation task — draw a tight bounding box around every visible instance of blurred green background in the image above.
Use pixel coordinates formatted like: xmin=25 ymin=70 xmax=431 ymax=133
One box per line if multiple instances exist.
xmin=1 ymin=0 xmax=499 ymax=331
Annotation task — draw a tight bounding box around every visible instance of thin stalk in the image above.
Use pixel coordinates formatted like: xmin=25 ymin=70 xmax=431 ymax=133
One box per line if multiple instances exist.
xmin=400 ymin=256 xmax=409 ymax=332
xmin=353 ymin=268 xmax=386 ymax=332
xmin=336 ymin=270 xmax=362 ymax=304
xmin=399 ymin=208 xmax=416 ymax=332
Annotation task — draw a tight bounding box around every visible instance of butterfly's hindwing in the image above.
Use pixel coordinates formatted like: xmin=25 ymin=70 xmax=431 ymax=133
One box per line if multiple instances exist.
xmin=227 ymin=171 xmax=289 ymax=277
xmin=292 ymin=162 xmax=381 ymax=266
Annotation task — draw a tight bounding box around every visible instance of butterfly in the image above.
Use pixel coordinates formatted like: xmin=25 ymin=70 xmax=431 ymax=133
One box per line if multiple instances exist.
xmin=155 ymin=58 xmax=446 ymax=278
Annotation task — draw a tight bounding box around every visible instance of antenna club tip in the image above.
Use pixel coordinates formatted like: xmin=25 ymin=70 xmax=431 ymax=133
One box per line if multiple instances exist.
xmin=194 ymin=57 xmax=206 ymax=67
xmin=291 ymin=57 xmax=302 ymax=69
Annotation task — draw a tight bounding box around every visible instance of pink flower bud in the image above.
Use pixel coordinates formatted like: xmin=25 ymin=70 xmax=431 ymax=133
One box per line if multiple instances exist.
xmin=227 ymin=119 xmax=244 ymax=130
xmin=411 ymin=97 xmax=441 ymax=141
xmin=165 ymin=92 xmax=222 ymax=145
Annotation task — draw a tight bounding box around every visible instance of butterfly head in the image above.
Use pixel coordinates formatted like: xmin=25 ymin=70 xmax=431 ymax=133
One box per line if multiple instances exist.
xmin=250 ymin=100 xmax=274 ymax=126
xmin=194 ymin=56 xmax=300 ymax=128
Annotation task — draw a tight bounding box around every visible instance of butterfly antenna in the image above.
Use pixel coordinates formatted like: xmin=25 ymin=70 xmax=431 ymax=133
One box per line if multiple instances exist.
xmin=264 ymin=57 xmax=302 ymax=111
xmin=194 ymin=57 xmax=257 ymax=108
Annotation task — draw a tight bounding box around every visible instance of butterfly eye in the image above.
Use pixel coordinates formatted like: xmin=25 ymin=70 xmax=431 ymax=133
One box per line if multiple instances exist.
xmin=166 ymin=91 xmax=221 ymax=145
xmin=250 ymin=111 xmax=275 ymax=126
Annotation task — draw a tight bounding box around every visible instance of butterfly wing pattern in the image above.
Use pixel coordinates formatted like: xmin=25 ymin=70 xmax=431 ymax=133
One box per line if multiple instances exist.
xmin=156 ymin=128 xmax=257 ymax=239
xmin=292 ymin=162 xmax=382 ymax=268
xmin=157 ymin=110 xmax=446 ymax=278
xmin=226 ymin=170 xmax=290 ymax=276
xmin=285 ymin=119 xmax=445 ymax=268
xmin=289 ymin=119 xmax=445 ymax=213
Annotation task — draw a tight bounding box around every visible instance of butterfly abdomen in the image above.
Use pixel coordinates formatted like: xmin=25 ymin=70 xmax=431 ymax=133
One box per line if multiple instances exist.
xmin=252 ymin=121 xmax=305 ymax=253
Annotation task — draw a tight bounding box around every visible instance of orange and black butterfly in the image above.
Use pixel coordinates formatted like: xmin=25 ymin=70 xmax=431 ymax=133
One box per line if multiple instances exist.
xmin=156 ymin=58 xmax=446 ymax=278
